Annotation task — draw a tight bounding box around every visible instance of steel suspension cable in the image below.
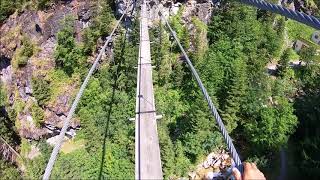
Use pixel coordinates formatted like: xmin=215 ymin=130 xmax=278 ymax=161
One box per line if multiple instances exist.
xmin=240 ymin=0 xmax=320 ymax=30
xmin=158 ymin=9 xmax=243 ymax=172
xmin=42 ymin=10 xmax=129 ymax=180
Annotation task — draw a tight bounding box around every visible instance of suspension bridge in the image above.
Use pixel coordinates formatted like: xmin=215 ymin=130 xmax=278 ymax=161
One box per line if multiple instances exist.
xmin=135 ymin=2 xmax=162 ymax=179
xmin=42 ymin=0 xmax=320 ymax=179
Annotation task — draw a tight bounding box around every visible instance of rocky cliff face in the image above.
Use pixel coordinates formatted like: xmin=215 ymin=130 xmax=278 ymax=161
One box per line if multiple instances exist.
xmin=148 ymin=0 xmax=214 ymax=24
xmin=0 ymin=0 xmax=213 ymax=141
xmin=0 ymin=0 xmax=93 ymax=140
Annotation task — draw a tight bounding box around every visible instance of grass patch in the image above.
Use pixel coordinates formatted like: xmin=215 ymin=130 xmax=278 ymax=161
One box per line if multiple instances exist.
xmin=61 ymin=139 xmax=85 ymax=154
xmin=287 ymin=48 xmax=300 ymax=61
xmin=287 ymin=19 xmax=316 ymax=41
xmin=46 ymin=69 xmax=80 ymax=106
xmin=20 ymin=138 xmax=31 ymax=157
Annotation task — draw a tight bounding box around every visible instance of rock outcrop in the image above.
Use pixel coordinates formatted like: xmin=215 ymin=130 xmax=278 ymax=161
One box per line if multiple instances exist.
xmin=147 ymin=0 xmax=214 ymax=24
xmin=188 ymin=150 xmax=234 ymax=180
xmin=0 ymin=0 xmax=91 ymax=140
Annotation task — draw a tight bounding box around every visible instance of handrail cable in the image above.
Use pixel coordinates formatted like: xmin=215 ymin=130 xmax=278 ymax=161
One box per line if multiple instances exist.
xmin=158 ymin=8 xmax=243 ymax=172
xmin=137 ymin=8 xmax=142 ymax=179
xmin=42 ymin=8 xmax=129 ymax=180
xmin=240 ymin=0 xmax=320 ymax=30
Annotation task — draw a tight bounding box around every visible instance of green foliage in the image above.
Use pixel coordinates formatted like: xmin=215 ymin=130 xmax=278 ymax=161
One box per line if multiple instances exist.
xmin=54 ymin=16 xmax=76 ymax=72
xmin=221 ymin=57 xmax=247 ymax=131
xmin=158 ymin=125 xmax=175 ymax=179
xmin=0 ymin=83 xmax=6 ymax=106
xmin=32 ymin=77 xmax=51 ymax=106
xmin=13 ymin=98 xmax=25 ymax=115
xmin=191 ymin=17 xmax=208 ymax=60
xmin=0 ymin=159 xmax=21 ymax=179
xmin=277 ymin=48 xmax=291 ymax=77
xmin=81 ymin=0 xmax=115 ymax=55
xmin=315 ymin=1 xmax=320 ymax=17
xmin=261 ymin=23 xmax=283 ymax=58
xmin=51 ymin=149 xmax=100 ymax=179
xmin=0 ymin=0 xmax=57 ymax=22
xmin=81 ymin=28 xmax=100 ymax=55
xmin=14 ymin=37 xmax=34 ymax=68
xmin=2 ymin=0 xmax=318 ymax=178
xmin=199 ymin=39 xmax=249 ymax=132
xmin=204 ymin=2 xmax=299 ymax=156
xmin=209 ymin=2 xmax=283 ymax=60
xmin=74 ymin=32 xmax=137 ymax=179
xmin=299 ymin=47 xmax=318 ymax=64
xmin=96 ymin=0 xmax=114 ymax=37
xmin=297 ymin=47 xmax=320 ymax=89
xmin=246 ymin=155 xmax=268 ymax=168
xmin=0 ymin=0 xmax=55 ymax=22
xmin=170 ymin=7 xmax=190 ymax=50
xmin=0 ymin=115 xmax=19 ymax=146
xmin=98 ymin=142 xmax=134 ymax=179
xmin=151 ymin=12 xmax=227 ymax=176
xmin=287 ymin=19 xmax=316 ymax=40
xmin=287 ymin=47 xmax=300 ymax=60
xmin=173 ymin=141 xmax=191 ymax=177
xmin=30 ymin=103 xmax=44 ymax=127
xmin=24 ymin=5 xmax=119 ymax=179
xmin=24 ymin=141 xmax=51 ymax=179
xmin=16 ymin=56 xmax=29 ymax=67
xmin=293 ymin=90 xmax=320 ymax=178
xmin=150 ymin=24 xmax=178 ymax=86
xmin=20 ymin=138 xmax=31 ymax=156
xmin=244 ymin=96 xmax=298 ymax=150
xmin=46 ymin=69 xmax=79 ymax=105
xmin=0 ymin=0 xmax=19 ymax=22
xmin=299 ymin=63 xmax=320 ymax=89
xmin=3 ymin=1 xmax=204 ymax=179
xmin=37 ymin=0 xmax=52 ymax=10
xmin=21 ymin=37 xmax=34 ymax=57
xmin=55 ymin=16 xmax=86 ymax=75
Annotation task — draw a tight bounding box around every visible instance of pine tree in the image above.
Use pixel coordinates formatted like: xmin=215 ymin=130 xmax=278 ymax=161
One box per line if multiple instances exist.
xmin=221 ymin=57 xmax=247 ymax=132
xmin=174 ymin=141 xmax=190 ymax=177
xmin=277 ymin=48 xmax=291 ymax=77
xmin=97 ymin=0 xmax=114 ymax=38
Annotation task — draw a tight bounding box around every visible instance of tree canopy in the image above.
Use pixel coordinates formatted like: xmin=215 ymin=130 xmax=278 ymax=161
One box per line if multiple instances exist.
xmin=1 ymin=0 xmax=319 ymax=179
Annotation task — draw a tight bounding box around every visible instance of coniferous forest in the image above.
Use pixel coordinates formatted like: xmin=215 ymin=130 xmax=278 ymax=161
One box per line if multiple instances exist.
xmin=0 ymin=0 xmax=319 ymax=179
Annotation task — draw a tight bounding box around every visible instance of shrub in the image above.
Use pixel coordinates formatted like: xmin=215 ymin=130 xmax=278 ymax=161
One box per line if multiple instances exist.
xmin=32 ymin=77 xmax=51 ymax=106
xmin=0 ymin=159 xmax=21 ymax=179
xmin=17 ymin=55 xmax=28 ymax=67
xmin=31 ymin=103 xmax=44 ymax=127
xmin=54 ymin=16 xmax=82 ymax=75
xmin=21 ymin=37 xmax=34 ymax=57
xmin=14 ymin=37 xmax=34 ymax=68
xmin=0 ymin=0 xmax=17 ymax=22
xmin=37 ymin=0 xmax=52 ymax=10
xmin=82 ymin=28 xmax=99 ymax=55
xmin=13 ymin=98 xmax=26 ymax=115
xmin=0 ymin=83 xmax=6 ymax=106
